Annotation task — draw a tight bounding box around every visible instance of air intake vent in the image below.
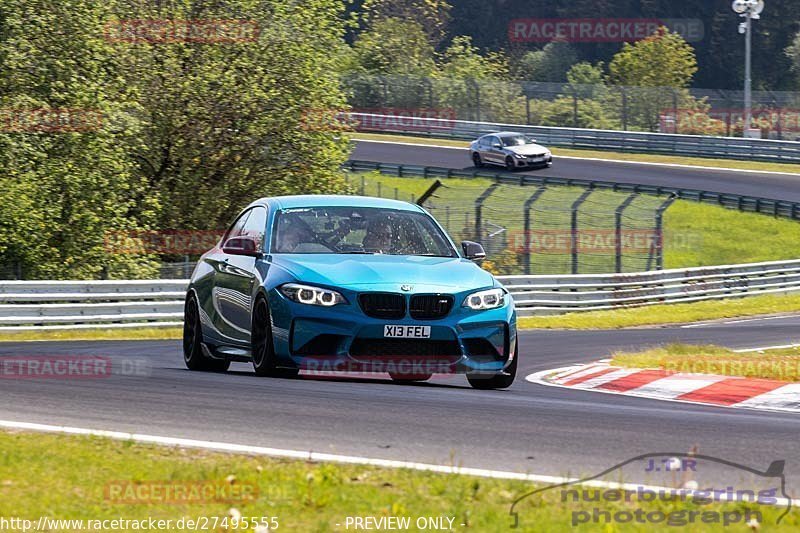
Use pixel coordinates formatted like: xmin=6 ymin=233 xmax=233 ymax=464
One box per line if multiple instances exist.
xmin=358 ymin=292 xmax=406 ymax=319
xmin=409 ymin=294 xmax=453 ymax=319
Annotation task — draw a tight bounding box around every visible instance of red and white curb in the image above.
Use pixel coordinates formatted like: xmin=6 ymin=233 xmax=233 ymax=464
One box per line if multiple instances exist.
xmin=526 ymin=360 xmax=800 ymax=414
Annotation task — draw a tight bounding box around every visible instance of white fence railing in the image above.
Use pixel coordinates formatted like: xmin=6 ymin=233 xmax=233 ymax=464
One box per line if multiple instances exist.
xmin=499 ymin=259 xmax=800 ymax=316
xmin=0 ymin=280 xmax=186 ymax=330
xmin=2 ymin=259 xmax=800 ymax=329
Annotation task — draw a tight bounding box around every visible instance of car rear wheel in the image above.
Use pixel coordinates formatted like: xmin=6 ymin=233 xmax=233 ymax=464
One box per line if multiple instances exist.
xmin=505 ymin=156 xmax=516 ymax=171
xmin=251 ymin=296 xmax=299 ymax=378
xmin=467 ymin=346 xmax=517 ymax=390
xmin=472 ymin=152 xmax=483 ymax=168
xmin=389 ymin=372 xmax=432 ymax=383
xmin=183 ymin=294 xmax=229 ymax=372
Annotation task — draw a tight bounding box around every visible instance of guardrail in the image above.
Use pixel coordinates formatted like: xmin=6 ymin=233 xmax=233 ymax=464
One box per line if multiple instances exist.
xmin=345 ymin=160 xmax=800 ymax=220
xmin=347 ymin=112 xmax=800 ymax=164
xmin=3 ymin=259 xmax=800 ymax=328
xmin=0 ymin=280 xmax=186 ymax=330
xmin=500 ymin=259 xmax=800 ymax=316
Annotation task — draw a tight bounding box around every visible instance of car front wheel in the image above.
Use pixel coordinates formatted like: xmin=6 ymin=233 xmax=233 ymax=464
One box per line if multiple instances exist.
xmin=183 ymin=294 xmax=229 ymax=372
xmin=472 ymin=152 xmax=484 ymax=167
xmin=251 ymin=296 xmax=299 ymax=378
xmin=505 ymin=156 xmax=516 ymax=171
xmin=467 ymin=346 xmax=517 ymax=390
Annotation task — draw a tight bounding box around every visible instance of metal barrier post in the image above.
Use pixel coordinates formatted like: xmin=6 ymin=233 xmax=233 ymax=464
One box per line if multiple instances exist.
xmin=653 ymin=194 xmax=677 ymax=270
xmin=416 ymin=180 xmax=442 ymax=206
xmin=475 ymin=183 xmax=500 ymax=242
xmin=571 ymin=189 xmax=594 ymax=274
xmin=523 ymin=186 xmax=547 ymax=275
xmin=615 ymin=193 xmax=639 ymax=273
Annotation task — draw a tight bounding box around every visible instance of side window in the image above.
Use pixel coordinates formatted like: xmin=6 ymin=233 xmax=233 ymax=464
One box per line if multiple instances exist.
xmin=222 ymin=210 xmax=251 ymax=244
xmin=489 ymin=136 xmax=501 ymax=148
xmin=242 ymin=207 xmax=268 ymax=250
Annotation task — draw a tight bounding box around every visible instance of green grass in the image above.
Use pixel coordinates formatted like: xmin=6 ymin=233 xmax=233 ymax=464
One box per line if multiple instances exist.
xmin=518 ymin=293 xmax=800 ymax=329
xmin=351 ymin=132 xmax=800 ymax=174
xmin=1 ymin=430 xmax=796 ymax=531
xmin=611 ymin=343 xmax=800 ymax=381
xmin=663 ymin=201 xmax=800 ymax=267
xmin=0 ymin=327 xmax=182 ymax=343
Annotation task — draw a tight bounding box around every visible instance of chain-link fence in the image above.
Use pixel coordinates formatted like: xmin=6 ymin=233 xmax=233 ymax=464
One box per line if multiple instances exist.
xmin=342 ymin=74 xmax=800 ymax=140
xmin=346 ymin=171 xmax=677 ymax=275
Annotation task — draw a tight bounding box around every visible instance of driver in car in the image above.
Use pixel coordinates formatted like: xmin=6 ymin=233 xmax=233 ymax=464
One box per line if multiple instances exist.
xmin=362 ymin=218 xmax=394 ymax=253
xmin=276 ymin=219 xmax=312 ymax=252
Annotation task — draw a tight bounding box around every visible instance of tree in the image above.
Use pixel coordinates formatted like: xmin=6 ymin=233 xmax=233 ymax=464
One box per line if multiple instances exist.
xmin=351 ymin=18 xmax=437 ymax=75
xmin=515 ymin=41 xmax=578 ymax=82
xmin=0 ymin=0 xmax=352 ymax=279
xmin=608 ymin=29 xmax=697 ymax=88
xmin=608 ymin=29 xmax=700 ymax=131
xmin=361 ymin=0 xmax=452 ymax=45
xmin=436 ymin=36 xmax=526 ymax=123
xmin=0 ymin=0 xmax=158 ymax=279
xmin=787 ymin=31 xmax=800 ymax=86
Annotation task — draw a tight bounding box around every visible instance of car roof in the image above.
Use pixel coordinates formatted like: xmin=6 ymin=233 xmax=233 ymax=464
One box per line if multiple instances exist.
xmin=248 ymin=195 xmax=424 ymax=212
xmin=485 ymin=131 xmax=525 ymax=138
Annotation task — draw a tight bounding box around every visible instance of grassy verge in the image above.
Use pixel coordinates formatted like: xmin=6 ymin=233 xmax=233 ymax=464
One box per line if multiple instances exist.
xmin=351 ymin=132 xmax=800 ymax=174
xmin=0 ymin=430 xmax=795 ymax=532
xmin=0 ymin=327 xmax=182 ymax=343
xmin=517 ymin=293 xmax=800 ymax=329
xmin=611 ymin=343 xmax=800 ymax=382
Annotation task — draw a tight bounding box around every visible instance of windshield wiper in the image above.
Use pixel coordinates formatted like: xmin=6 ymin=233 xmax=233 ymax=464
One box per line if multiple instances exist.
xmin=339 ymin=250 xmax=381 ymax=254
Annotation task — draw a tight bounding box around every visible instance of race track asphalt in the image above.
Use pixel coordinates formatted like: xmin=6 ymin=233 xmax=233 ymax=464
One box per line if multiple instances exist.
xmin=352 ymin=140 xmax=800 ymax=201
xmin=1 ymin=315 xmax=799 ymax=489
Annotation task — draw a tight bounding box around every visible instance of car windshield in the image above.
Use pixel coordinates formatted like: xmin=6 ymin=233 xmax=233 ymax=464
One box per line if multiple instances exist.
xmin=501 ymin=135 xmax=532 ymax=146
xmin=272 ymin=206 xmax=457 ymax=257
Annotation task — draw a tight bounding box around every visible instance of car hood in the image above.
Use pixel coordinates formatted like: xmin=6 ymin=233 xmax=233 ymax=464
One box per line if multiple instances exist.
xmin=270 ymin=254 xmax=495 ymax=292
xmin=506 ymin=143 xmax=549 ymax=156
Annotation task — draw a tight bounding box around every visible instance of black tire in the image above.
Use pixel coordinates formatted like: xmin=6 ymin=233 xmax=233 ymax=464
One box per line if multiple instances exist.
xmin=472 ymin=152 xmax=484 ymax=168
xmin=183 ymin=294 xmax=230 ymax=372
xmin=467 ymin=347 xmax=517 ymax=390
xmin=389 ymin=372 xmax=432 ymax=383
xmin=251 ymin=296 xmax=299 ymax=378
xmin=505 ymin=156 xmax=516 ymax=171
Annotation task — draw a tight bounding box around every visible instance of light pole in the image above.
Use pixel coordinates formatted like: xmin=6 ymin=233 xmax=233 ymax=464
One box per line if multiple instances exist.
xmin=732 ymin=0 xmax=765 ymax=138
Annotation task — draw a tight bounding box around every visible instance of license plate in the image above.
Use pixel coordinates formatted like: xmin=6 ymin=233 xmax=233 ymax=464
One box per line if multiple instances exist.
xmin=529 ymin=156 xmax=544 ymax=162
xmin=384 ymin=325 xmax=431 ymax=338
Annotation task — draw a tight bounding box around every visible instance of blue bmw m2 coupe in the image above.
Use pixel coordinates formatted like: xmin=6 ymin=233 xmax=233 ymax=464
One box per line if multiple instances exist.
xmin=183 ymin=195 xmax=518 ymax=389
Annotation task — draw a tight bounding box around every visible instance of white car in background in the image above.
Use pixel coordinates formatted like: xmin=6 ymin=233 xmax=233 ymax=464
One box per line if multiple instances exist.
xmin=469 ymin=132 xmax=553 ymax=171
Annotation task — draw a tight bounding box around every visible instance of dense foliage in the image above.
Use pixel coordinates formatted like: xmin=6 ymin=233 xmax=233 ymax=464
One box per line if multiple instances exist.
xmin=0 ymin=0 xmax=350 ymax=279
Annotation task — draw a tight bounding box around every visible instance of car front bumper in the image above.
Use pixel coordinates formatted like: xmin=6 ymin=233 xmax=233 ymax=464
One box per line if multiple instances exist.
xmin=267 ymin=289 xmax=517 ymax=375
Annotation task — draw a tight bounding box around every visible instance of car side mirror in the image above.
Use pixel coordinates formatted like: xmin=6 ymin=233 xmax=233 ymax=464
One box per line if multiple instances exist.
xmin=222 ymin=235 xmax=262 ymax=257
xmin=492 ymin=143 xmax=502 ymax=149
xmin=462 ymin=241 xmax=486 ymax=263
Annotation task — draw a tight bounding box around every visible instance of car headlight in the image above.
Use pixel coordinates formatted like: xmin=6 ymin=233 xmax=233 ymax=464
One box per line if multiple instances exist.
xmin=463 ymin=288 xmax=505 ymax=310
xmin=513 ymin=153 xmax=526 ymax=158
xmin=280 ymin=283 xmax=346 ymax=306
